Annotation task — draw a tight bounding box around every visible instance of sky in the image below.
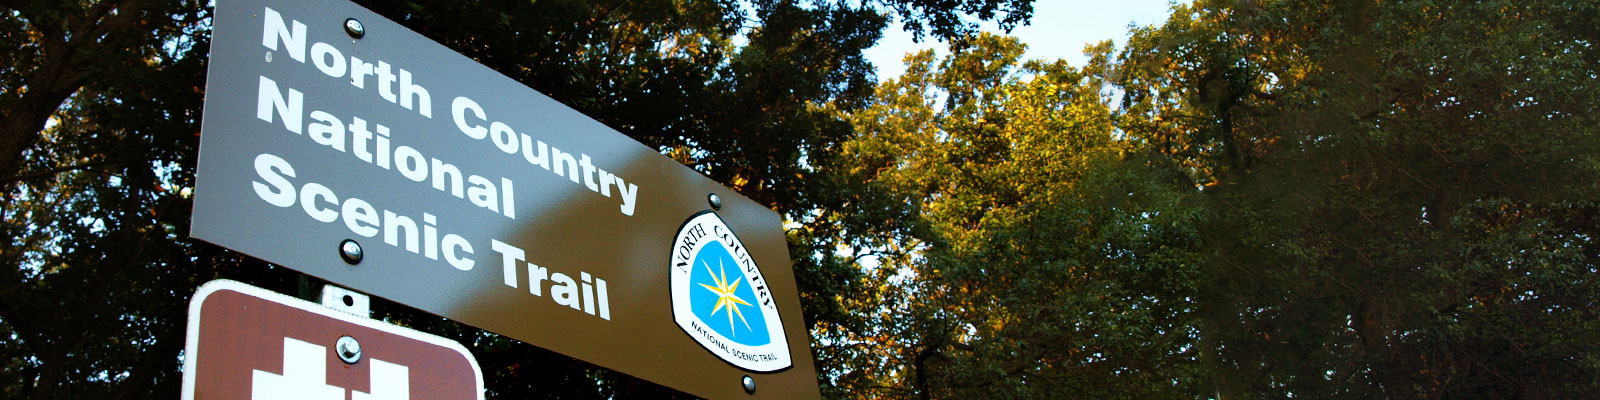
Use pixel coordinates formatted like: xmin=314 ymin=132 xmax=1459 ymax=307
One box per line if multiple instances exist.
xmin=864 ymin=0 xmax=1180 ymax=81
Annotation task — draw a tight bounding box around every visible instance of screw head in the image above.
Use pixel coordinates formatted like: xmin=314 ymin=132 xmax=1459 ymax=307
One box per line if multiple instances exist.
xmin=336 ymin=336 xmax=362 ymax=364
xmin=339 ymin=239 xmax=363 ymax=265
xmin=344 ymin=18 xmax=365 ymax=38
xmin=708 ymin=193 xmax=723 ymax=210
xmin=742 ymin=375 xmax=755 ymax=394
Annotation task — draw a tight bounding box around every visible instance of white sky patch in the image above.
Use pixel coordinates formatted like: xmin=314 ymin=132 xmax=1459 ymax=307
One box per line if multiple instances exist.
xmin=864 ymin=0 xmax=1181 ymax=81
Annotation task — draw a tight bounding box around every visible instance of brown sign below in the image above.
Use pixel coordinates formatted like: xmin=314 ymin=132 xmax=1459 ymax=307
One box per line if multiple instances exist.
xmin=182 ymin=280 xmax=484 ymax=399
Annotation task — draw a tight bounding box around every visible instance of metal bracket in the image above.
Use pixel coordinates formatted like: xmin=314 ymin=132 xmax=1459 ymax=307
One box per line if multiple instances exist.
xmin=320 ymin=284 xmax=371 ymax=317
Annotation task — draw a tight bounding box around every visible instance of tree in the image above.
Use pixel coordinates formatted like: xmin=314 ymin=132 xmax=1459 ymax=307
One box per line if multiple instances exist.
xmin=1115 ymin=0 xmax=1600 ymax=397
xmin=810 ymin=34 xmax=1206 ymax=398
xmin=810 ymin=0 xmax=1600 ymax=398
xmin=1 ymin=2 xmax=216 ymax=397
xmin=0 ymin=0 xmax=1036 ymax=397
xmin=0 ymin=0 xmax=207 ymax=182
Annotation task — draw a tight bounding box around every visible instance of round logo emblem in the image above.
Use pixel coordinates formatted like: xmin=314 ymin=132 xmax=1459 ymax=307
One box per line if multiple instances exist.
xmin=669 ymin=211 xmax=791 ymax=372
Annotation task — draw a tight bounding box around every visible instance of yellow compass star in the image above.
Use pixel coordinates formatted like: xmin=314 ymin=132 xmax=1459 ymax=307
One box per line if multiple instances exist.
xmin=699 ymin=258 xmax=754 ymax=336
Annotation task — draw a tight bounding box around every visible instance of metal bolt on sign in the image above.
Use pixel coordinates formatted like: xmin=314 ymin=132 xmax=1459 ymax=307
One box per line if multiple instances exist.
xmin=339 ymin=239 xmax=363 ymax=265
xmin=344 ymin=18 xmax=365 ymax=38
xmin=742 ymin=375 xmax=756 ymax=394
xmin=336 ymin=335 xmax=362 ymax=364
xmin=708 ymin=193 xmax=723 ymax=210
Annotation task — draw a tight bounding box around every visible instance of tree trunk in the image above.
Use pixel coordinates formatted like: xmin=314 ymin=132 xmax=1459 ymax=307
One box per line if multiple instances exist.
xmin=0 ymin=0 xmax=150 ymax=182
xmin=0 ymin=69 xmax=85 ymax=182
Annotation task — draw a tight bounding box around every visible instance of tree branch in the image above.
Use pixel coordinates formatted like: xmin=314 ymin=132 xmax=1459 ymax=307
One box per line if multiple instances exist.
xmin=0 ymin=0 xmax=29 ymax=11
xmin=1 ymin=160 xmax=116 ymax=184
xmin=0 ymin=0 xmax=154 ymax=183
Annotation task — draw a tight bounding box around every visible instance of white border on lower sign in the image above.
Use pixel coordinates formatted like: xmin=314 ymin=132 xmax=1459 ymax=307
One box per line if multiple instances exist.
xmin=180 ymin=279 xmax=486 ymax=400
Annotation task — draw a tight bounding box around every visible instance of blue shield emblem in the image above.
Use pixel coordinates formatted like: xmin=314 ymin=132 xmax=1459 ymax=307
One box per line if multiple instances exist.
xmin=669 ymin=211 xmax=791 ymax=372
xmin=688 ymin=241 xmax=771 ymax=346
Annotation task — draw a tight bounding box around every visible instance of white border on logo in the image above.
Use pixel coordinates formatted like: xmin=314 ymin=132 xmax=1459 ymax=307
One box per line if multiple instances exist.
xmin=669 ymin=211 xmax=792 ymax=372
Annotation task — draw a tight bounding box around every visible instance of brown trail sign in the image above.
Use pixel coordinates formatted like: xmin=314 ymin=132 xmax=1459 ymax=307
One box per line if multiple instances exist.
xmin=190 ymin=0 xmax=820 ymax=397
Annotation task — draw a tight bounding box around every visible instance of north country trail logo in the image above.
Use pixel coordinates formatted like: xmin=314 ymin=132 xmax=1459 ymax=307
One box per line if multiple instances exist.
xmin=670 ymin=211 xmax=792 ymax=372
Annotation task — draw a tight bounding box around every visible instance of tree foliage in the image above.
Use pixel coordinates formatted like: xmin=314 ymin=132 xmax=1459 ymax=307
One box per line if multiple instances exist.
xmin=809 ymin=34 xmax=1206 ymax=398
xmin=5 ymin=0 xmax=1599 ymax=398
xmin=815 ymin=0 xmax=1600 ymax=398
xmin=1115 ymin=0 xmax=1600 ymax=397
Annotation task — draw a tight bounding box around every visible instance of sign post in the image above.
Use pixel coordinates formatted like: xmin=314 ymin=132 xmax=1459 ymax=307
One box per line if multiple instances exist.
xmin=182 ymin=280 xmax=484 ymax=399
xmin=191 ymin=0 xmax=820 ymax=397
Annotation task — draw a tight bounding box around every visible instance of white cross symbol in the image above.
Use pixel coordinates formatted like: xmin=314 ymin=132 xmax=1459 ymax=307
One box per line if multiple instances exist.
xmin=251 ymin=337 xmax=410 ymax=400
